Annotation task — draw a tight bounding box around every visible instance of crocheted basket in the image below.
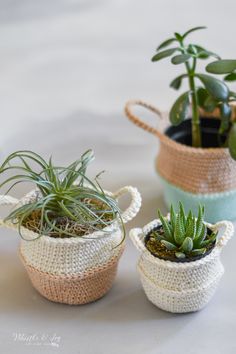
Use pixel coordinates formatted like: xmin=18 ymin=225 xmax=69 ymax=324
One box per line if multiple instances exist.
xmin=125 ymin=100 xmax=236 ymax=222
xmin=130 ymin=219 xmax=234 ymax=313
xmin=0 ymin=186 xmax=142 ymax=305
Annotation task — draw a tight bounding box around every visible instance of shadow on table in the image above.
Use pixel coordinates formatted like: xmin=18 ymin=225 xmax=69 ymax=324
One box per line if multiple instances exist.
xmin=0 ymin=251 xmax=36 ymax=312
xmin=84 ymin=272 xmax=193 ymax=323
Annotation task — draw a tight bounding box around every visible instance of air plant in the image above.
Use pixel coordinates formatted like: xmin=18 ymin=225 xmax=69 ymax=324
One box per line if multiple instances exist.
xmin=0 ymin=150 xmax=123 ymax=240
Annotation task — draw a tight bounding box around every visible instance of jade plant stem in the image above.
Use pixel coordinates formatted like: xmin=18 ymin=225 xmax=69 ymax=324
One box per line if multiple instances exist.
xmin=188 ymin=71 xmax=202 ymax=147
xmin=181 ymin=42 xmax=202 ymax=147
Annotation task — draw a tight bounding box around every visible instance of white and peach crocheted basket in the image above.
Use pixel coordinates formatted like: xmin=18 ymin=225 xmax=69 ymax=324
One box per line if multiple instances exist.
xmin=0 ymin=186 xmax=141 ymax=305
xmin=130 ymin=218 xmax=234 ymax=313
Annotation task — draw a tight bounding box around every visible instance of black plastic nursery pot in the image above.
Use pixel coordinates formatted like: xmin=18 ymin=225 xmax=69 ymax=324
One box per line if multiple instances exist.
xmin=144 ymin=224 xmax=216 ymax=263
xmin=165 ymin=117 xmax=227 ymax=147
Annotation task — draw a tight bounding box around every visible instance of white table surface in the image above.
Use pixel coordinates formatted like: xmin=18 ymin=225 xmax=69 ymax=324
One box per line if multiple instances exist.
xmin=0 ymin=1 xmax=236 ymax=353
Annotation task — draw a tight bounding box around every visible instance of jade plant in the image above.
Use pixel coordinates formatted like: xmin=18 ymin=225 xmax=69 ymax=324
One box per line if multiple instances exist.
xmin=206 ymin=59 xmax=236 ymax=158
xmin=151 ymin=26 xmax=236 ymax=156
xmin=0 ymin=150 xmax=123 ymax=240
xmin=149 ymin=202 xmax=217 ymax=260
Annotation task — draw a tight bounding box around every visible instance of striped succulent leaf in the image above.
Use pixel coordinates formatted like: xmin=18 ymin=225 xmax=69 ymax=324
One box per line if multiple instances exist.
xmin=158 ymin=210 xmax=173 ymax=242
xmin=157 ymin=202 xmax=215 ymax=259
xmin=174 ymin=212 xmax=185 ymax=245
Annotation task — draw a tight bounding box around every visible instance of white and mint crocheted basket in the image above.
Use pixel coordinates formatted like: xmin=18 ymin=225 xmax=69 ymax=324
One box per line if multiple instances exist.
xmin=125 ymin=100 xmax=236 ymax=223
xmin=130 ymin=219 xmax=234 ymax=313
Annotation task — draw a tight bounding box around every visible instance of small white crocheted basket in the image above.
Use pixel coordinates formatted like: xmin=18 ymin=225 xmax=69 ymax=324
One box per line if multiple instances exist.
xmin=0 ymin=186 xmax=142 ymax=304
xmin=130 ymin=218 xmax=234 ymax=313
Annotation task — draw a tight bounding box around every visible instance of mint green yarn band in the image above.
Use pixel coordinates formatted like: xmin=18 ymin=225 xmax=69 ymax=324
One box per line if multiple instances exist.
xmin=159 ymin=176 xmax=236 ymax=223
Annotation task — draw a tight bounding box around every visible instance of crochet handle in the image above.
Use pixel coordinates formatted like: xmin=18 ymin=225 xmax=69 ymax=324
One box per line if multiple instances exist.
xmin=129 ymin=228 xmax=146 ymax=252
xmin=214 ymin=220 xmax=234 ymax=248
xmin=0 ymin=195 xmax=19 ymax=227
xmin=0 ymin=195 xmax=19 ymax=206
xmin=112 ymin=186 xmax=142 ymax=224
xmin=125 ymin=100 xmax=165 ymax=139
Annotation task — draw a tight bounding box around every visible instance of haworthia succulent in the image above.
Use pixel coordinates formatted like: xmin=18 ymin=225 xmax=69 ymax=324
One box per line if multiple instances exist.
xmin=155 ymin=203 xmax=216 ymax=259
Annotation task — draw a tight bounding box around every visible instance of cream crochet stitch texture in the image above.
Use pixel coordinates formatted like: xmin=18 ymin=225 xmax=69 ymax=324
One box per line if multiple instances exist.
xmin=130 ymin=219 xmax=234 ymax=313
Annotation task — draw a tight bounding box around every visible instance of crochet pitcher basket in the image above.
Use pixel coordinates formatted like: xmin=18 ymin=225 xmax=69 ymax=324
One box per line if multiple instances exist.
xmin=0 ymin=186 xmax=141 ymax=305
xmin=130 ymin=219 xmax=234 ymax=313
xmin=125 ymin=100 xmax=236 ymax=222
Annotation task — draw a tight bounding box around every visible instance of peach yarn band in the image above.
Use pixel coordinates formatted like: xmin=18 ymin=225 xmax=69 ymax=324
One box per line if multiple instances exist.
xmin=20 ymin=248 xmax=124 ymax=305
xmin=125 ymin=100 xmax=236 ymax=194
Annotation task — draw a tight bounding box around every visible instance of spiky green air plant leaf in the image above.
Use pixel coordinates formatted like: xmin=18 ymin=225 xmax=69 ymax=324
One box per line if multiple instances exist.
xmin=0 ymin=150 xmax=124 ymax=244
xmin=156 ymin=203 xmax=216 ymax=260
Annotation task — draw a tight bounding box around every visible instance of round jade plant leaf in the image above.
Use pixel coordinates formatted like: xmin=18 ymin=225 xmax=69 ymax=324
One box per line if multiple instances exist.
xmin=224 ymin=72 xmax=236 ymax=81
xmin=229 ymin=124 xmax=236 ymax=159
xmin=169 ymin=91 xmax=190 ymax=126
xmin=197 ymin=74 xmax=229 ymax=101
xmin=170 ymin=74 xmax=187 ymax=90
xmin=157 ymin=38 xmax=176 ymax=51
xmin=206 ymin=60 xmax=236 ymax=74
xmin=151 ymin=48 xmax=178 ymax=62
xmin=220 ymin=103 xmax=231 ymax=119
xmin=171 ymin=54 xmax=191 ymax=65
xmin=204 ymin=96 xmax=217 ymax=112
xmin=182 ymin=26 xmax=206 ymax=39
xmin=197 ymin=87 xmax=209 ymax=108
